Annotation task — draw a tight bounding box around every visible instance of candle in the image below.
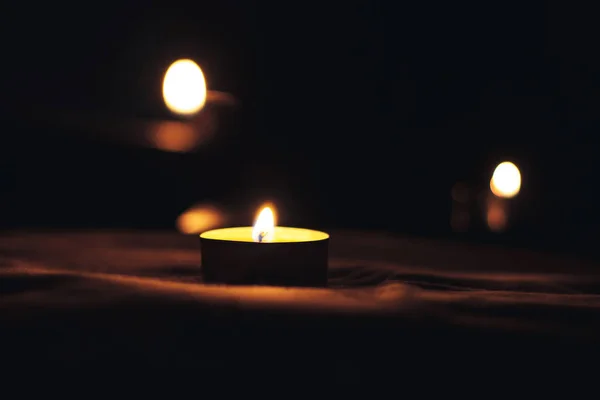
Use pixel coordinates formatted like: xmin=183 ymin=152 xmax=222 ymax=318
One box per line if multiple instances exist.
xmin=486 ymin=161 xmax=522 ymax=232
xmin=200 ymin=205 xmax=329 ymax=287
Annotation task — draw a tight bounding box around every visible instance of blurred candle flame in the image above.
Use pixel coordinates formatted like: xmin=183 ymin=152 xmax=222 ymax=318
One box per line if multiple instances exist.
xmin=176 ymin=204 xmax=225 ymax=234
xmin=490 ymin=161 xmax=521 ymax=198
xmin=162 ymin=59 xmax=207 ymax=116
xmin=252 ymin=206 xmax=276 ymax=243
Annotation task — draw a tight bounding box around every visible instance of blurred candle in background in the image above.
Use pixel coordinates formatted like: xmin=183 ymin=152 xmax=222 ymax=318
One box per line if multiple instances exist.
xmin=162 ymin=59 xmax=207 ymax=116
xmin=176 ymin=203 xmax=227 ymax=234
xmin=450 ymin=181 xmax=472 ymax=232
xmin=486 ymin=161 xmax=521 ymax=232
xmin=490 ymin=161 xmax=521 ymax=199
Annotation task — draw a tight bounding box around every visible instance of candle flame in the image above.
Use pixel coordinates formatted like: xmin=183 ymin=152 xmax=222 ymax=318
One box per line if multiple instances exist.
xmin=162 ymin=59 xmax=207 ymax=116
xmin=490 ymin=161 xmax=521 ymax=198
xmin=252 ymin=206 xmax=276 ymax=243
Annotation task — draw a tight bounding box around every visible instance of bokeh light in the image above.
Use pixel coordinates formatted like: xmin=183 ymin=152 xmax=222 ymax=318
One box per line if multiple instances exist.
xmin=486 ymin=198 xmax=508 ymax=232
xmin=147 ymin=121 xmax=199 ymax=153
xmin=451 ymin=182 xmax=470 ymax=204
xmin=490 ymin=161 xmax=521 ymax=198
xmin=162 ymin=59 xmax=207 ymax=116
xmin=176 ymin=204 xmax=225 ymax=234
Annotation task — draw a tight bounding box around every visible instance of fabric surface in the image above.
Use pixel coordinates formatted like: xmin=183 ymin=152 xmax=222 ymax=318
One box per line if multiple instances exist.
xmin=1 ymin=230 xmax=600 ymax=382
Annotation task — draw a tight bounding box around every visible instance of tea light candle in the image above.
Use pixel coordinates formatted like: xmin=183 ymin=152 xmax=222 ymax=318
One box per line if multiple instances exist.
xmin=200 ymin=206 xmax=329 ymax=287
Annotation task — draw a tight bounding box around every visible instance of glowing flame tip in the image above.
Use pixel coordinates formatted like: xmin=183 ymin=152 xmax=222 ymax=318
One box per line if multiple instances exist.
xmin=490 ymin=161 xmax=521 ymax=198
xmin=162 ymin=59 xmax=207 ymax=116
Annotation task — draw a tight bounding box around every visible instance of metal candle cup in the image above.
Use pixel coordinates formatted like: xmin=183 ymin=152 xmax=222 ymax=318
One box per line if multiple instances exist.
xmin=200 ymin=226 xmax=329 ymax=287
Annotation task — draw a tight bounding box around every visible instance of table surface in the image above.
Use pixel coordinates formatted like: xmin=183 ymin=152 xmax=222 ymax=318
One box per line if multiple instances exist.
xmin=2 ymin=230 xmax=600 ymax=381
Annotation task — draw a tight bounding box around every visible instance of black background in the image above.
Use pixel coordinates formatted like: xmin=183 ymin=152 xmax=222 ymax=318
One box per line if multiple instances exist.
xmin=1 ymin=1 xmax=599 ymax=259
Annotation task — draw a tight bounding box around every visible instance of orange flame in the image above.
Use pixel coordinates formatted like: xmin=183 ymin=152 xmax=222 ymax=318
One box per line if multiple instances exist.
xmin=252 ymin=206 xmax=276 ymax=243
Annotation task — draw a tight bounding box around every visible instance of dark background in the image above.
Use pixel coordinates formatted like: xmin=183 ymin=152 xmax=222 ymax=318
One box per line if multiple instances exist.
xmin=1 ymin=1 xmax=599 ymax=259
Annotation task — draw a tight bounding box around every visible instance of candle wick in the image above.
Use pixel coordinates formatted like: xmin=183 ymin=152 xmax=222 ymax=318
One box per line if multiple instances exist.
xmin=258 ymin=232 xmax=266 ymax=242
